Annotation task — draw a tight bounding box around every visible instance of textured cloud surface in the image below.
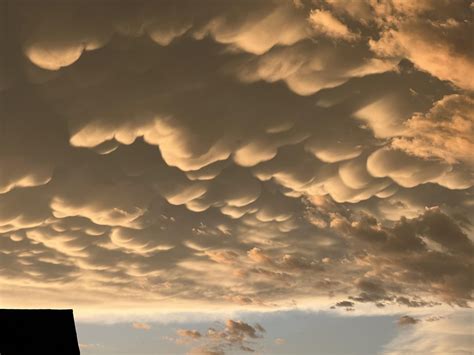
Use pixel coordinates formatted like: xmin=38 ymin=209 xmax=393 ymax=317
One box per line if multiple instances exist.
xmin=1 ymin=1 xmax=473 ymax=343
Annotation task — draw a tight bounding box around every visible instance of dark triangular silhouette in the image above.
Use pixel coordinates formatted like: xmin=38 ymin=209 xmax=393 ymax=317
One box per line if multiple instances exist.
xmin=0 ymin=309 xmax=80 ymax=355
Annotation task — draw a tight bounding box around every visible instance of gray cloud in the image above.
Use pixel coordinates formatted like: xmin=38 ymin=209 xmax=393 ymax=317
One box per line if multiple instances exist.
xmin=397 ymin=315 xmax=420 ymax=326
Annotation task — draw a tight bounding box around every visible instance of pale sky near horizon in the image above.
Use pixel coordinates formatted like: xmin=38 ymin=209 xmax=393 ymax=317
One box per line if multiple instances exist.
xmin=75 ymin=309 xmax=474 ymax=355
xmin=76 ymin=310 xmax=401 ymax=355
xmin=1 ymin=0 xmax=473 ymax=354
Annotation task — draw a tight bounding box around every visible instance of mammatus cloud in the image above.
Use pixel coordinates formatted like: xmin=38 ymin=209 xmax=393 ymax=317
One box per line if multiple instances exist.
xmin=1 ymin=0 xmax=473 ymax=336
xmin=176 ymin=319 xmax=265 ymax=354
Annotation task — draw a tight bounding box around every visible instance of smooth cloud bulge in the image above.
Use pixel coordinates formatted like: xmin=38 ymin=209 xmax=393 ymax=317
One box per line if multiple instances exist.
xmin=1 ymin=0 xmax=473 ymax=324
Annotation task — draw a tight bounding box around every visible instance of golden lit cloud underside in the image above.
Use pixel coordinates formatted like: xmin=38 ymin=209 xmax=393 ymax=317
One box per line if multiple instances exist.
xmin=0 ymin=0 xmax=473 ymax=320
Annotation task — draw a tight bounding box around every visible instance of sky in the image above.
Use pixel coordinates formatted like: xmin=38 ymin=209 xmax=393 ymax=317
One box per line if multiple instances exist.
xmin=75 ymin=310 xmax=401 ymax=355
xmin=0 ymin=0 xmax=473 ymax=354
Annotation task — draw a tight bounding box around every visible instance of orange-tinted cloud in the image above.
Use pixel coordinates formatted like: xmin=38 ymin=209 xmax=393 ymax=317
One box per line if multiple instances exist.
xmin=1 ymin=0 xmax=472 ymax=318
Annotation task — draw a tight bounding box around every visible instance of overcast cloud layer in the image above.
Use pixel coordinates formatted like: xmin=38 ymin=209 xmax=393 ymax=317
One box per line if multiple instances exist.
xmin=1 ymin=2 xmax=473 ymax=347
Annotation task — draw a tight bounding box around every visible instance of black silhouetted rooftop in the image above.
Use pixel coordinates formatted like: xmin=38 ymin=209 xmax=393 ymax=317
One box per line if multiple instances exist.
xmin=0 ymin=309 xmax=80 ymax=355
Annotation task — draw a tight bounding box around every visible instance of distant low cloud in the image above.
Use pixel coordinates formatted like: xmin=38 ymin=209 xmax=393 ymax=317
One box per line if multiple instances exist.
xmin=335 ymin=301 xmax=355 ymax=308
xmin=79 ymin=343 xmax=100 ymax=349
xmin=397 ymin=316 xmax=420 ymax=326
xmin=177 ymin=319 xmax=265 ymax=354
xmin=274 ymin=337 xmax=286 ymax=345
xmin=385 ymin=311 xmax=473 ymax=354
xmin=132 ymin=322 xmax=151 ymax=330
